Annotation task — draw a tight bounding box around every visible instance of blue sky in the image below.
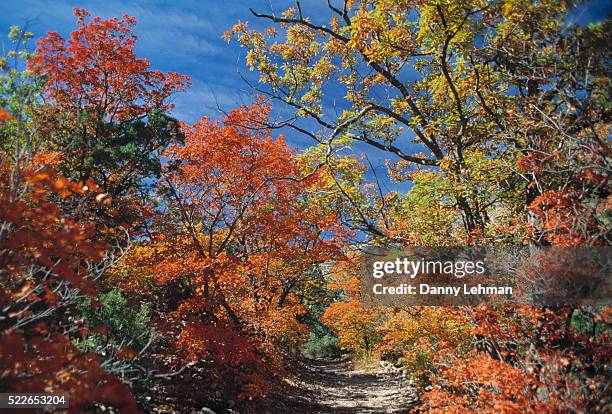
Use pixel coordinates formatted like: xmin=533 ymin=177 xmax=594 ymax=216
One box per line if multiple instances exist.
xmin=0 ymin=1 xmax=354 ymax=126
xmin=0 ymin=0 xmax=295 ymax=123
xmin=0 ymin=0 xmax=411 ymax=190
xmin=1 ymin=0 xmax=609 ymax=192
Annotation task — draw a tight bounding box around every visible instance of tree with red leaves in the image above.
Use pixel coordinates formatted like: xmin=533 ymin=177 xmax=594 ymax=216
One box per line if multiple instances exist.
xmin=28 ymin=8 xmax=189 ymax=123
xmin=28 ymin=8 xmax=190 ymax=233
xmin=108 ymin=100 xmax=346 ymax=401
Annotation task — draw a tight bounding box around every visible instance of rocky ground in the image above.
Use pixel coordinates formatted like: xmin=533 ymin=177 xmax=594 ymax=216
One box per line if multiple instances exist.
xmin=254 ymin=358 xmax=419 ymax=414
xmin=139 ymin=358 xmax=419 ymax=413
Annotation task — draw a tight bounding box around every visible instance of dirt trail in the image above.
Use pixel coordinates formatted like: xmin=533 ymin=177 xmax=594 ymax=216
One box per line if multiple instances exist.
xmin=260 ymin=359 xmax=419 ymax=414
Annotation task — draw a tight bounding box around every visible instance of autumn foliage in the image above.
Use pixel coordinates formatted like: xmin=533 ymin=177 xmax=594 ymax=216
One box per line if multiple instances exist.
xmin=105 ymin=100 xmax=346 ymax=400
xmin=226 ymin=0 xmax=610 ymax=412
xmin=28 ymin=8 xmax=189 ymax=123
xmin=1 ymin=2 xmax=610 ymax=414
xmin=0 ymin=166 xmax=139 ymax=412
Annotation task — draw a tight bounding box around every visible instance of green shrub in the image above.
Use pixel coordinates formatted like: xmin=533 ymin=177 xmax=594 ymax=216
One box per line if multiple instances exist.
xmin=76 ymin=288 xmax=154 ymax=357
xmin=300 ymin=332 xmax=340 ymax=359
xmin=571 ymin=307 xmax=610 ymax=336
